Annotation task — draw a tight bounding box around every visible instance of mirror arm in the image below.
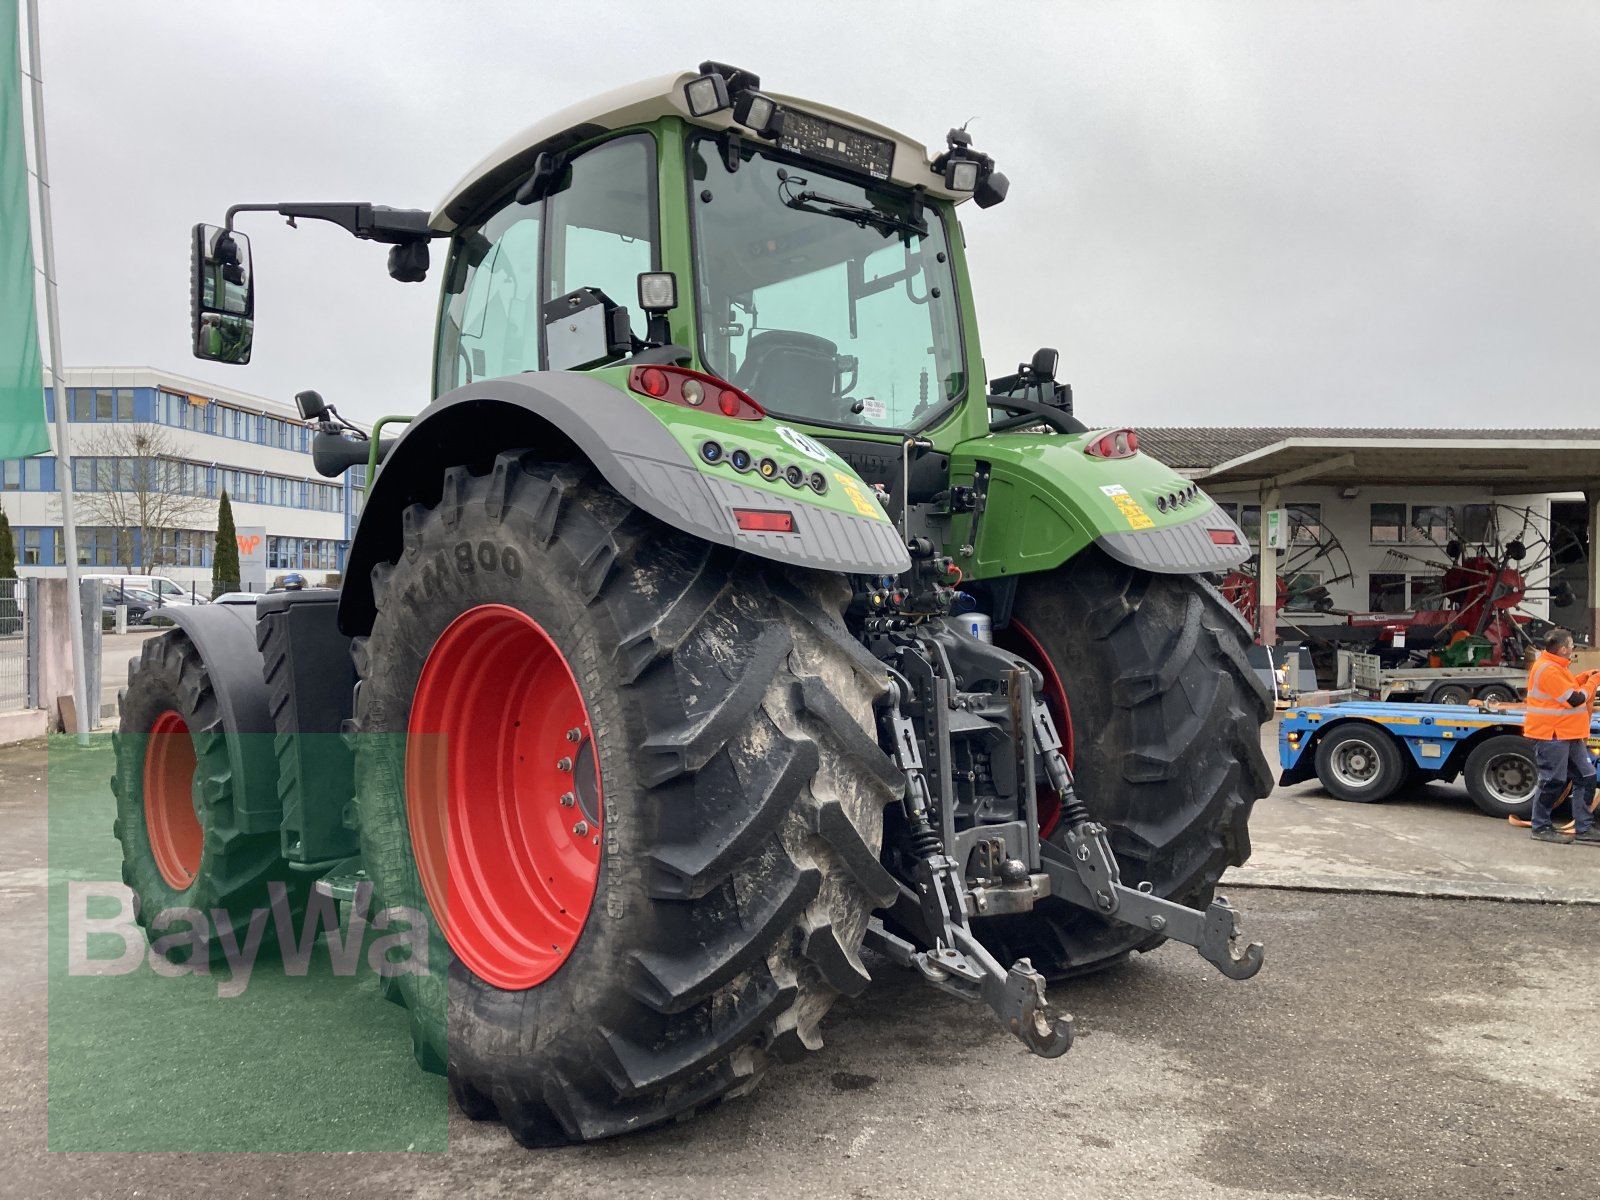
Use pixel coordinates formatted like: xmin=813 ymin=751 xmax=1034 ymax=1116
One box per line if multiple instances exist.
xmin=224 ymin=202 xmax=438 ymax=246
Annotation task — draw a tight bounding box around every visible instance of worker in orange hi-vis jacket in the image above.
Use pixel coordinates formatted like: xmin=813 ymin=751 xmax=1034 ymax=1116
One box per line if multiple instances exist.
xmin=1524 ymin=627 xmax=1600 ymax=844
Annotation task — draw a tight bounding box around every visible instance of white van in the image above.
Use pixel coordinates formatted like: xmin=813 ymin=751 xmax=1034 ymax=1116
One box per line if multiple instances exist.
xmin=82 ymin=575 xmax=205 ymax=606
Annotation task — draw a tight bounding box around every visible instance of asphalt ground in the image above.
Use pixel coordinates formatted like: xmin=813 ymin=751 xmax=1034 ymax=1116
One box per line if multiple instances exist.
xmin=4 ymin=728 xmax=1598 ymax=1199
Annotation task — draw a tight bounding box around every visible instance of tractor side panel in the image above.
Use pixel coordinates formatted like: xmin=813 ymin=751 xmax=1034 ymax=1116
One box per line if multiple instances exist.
xmin=156 ymin=604 xmax=282 ymax=834
xmin=948 ymin=433 xmax=1250 ymax=579
xmin=255 ymin=589 xmax=359 ymax=864
xmin=338 ymin=372 xmax=910 ymax=636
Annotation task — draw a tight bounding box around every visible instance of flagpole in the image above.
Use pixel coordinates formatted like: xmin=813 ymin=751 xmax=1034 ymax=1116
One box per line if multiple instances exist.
xmin=24 ymin=0 xmax=88 ymax=745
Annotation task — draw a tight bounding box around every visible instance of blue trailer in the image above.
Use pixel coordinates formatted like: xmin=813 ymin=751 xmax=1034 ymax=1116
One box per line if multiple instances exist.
xmin=1278 ymin=701 xmax=1600 ymax=818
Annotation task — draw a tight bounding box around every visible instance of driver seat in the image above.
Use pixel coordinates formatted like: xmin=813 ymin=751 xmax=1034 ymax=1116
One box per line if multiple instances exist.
xmin=735 ymin=330 xmax=839 ymax=421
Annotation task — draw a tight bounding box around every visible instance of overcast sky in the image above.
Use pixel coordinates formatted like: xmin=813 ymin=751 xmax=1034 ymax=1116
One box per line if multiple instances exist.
xmin=29 ymin=0 xmax=1600 ymax=427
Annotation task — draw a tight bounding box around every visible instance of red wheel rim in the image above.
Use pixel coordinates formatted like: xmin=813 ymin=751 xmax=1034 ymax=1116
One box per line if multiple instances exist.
xmin=996 ymin=619 xmax=1074 ymax=838
xmin=144 ymin=709 xmax=202 ymax=889
xmin=406 ymin=604 xmax=603 ymax=990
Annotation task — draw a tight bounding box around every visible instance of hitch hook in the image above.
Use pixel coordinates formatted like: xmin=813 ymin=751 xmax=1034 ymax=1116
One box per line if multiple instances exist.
xmin=1197 ymin=896 xmax=1265 ymax=981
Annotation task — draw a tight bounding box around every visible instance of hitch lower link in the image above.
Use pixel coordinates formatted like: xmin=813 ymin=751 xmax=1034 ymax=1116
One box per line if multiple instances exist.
xmin=868 ymin=681 xmax=1263 ymax=1060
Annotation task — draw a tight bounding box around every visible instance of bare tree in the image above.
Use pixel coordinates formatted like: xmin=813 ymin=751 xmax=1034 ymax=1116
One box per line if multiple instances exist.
xmin=64 ymin=424 xmax=214 ymax=573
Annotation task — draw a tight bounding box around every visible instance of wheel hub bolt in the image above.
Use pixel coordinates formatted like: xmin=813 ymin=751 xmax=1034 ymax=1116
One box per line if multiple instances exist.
xmin=566 ymin=728 xmax=582 ymax=743
xmin=557 ymin=757 xmax=573 ymax=772
xmin=559 ymin=792 xmax=575 ymax=807
xmin=572 ymin=820 xmax=589 ymax=837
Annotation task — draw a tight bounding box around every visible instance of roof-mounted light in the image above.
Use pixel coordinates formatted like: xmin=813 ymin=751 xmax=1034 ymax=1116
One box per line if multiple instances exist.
xmin=945 ymin=158 xmax=980 ymax=192
xmin=733 ymin=90 xmax=783 ymax=138
xmin=933 ymin=125 xmax=1008 ymax=207
xmin=684 ymin=72 xmax=731 ymax=117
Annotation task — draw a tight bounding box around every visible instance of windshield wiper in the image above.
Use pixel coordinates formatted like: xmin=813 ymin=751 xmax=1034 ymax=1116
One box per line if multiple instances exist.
xmin=784 ymin=189 xmax=927 ymax=239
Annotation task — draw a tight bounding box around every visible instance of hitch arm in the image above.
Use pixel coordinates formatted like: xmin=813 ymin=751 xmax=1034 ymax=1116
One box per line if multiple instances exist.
xmin=1040 ymin=830 xmax=1264 ymax=980
xmin=1028 ymin=698 xmax=1263 ymax=981
xmin=871 ymin=674 xmax=1074 ymax=1058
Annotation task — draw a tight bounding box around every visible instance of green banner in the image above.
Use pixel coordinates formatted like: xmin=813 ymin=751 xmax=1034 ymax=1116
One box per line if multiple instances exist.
xmin=0 ymin=0 xmax=48 ymax=460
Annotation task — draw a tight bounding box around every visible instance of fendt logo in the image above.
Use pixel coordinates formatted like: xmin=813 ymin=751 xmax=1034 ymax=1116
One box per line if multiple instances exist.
xmin=237 ymin=533 xmax=261 ymax=555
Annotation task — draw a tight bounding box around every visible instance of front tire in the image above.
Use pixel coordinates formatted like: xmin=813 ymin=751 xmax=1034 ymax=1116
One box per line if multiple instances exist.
xmin=350 ymin=455 xmax=900 ymax=1145
xmin=982 ymin=550 xmax=1273 ymax=977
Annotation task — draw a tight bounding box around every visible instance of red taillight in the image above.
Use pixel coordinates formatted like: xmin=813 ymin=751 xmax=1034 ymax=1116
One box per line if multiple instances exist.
xmin=733 ymin=509 xmax=796 ymax=533
xmin=627 ymin=365 xmax=765 ymax=420
xmin=1208 ymin=529 xmax=1240 ymax=545
xmin=1084 ymin=428 xmax=1139 ymax=459
xmin=637 ymin=367 xmax=669 ymax=398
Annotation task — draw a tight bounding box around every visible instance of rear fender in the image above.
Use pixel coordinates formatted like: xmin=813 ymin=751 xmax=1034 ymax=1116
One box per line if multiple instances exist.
xmin=337 ymin=372 xmax=910 ymax=636
xmin=947 ymin=432 xmax=1249 ymax=578
xmin=159 ymin=604 xmax=281 ymax=833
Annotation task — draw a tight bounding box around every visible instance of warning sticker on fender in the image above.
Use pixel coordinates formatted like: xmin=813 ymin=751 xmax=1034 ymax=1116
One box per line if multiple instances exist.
xmin=1101 ymin=484 xmax=1155 ymax=529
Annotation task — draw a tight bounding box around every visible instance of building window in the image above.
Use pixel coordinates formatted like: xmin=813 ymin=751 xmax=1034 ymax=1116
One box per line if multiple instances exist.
xmin=1410 ymin=504 xmax=1451 ymax=546
xmin=1289 ymin=503 xmax=1322 ymax=544
xmin=1409 ymin=574 xmax=1445 ymax=610
xmin=19 ymin=527 xmax=62 ymax=566
xmin=1284 ymin=570 xmax=1325 ymax=612
xmin=1369 ymin=572 xmax=1406 ymax=613
xmin=1458 ymin=503 xmax=1493 ymax=545
xmin=1370 ymin=502 xmax=1405 ymax=543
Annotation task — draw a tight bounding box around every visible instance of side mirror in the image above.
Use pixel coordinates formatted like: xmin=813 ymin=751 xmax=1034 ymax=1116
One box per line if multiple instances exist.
xmin=543 ymin=287 xmax=632 ymax=371
xmin=1030 ymin=347 xmax=1059 ymax=382
xmin=295 ymin=389 xmax=328 ymax=421
xmin=191 ymin=223 xmax=255 ymax=364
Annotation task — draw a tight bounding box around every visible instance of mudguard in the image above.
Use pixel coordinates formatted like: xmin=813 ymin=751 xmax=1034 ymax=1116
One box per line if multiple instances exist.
xmin=158 ymin=603 xmax=282 ymax=833
xmin=337 ymin=372 xmax=911 ymax=636
xmin=947 ymin=433 xmax=1250 ymax=579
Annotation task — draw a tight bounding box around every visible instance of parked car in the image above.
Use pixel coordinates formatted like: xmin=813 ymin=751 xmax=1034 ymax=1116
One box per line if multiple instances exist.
xmin=211 ymin=592 xmax=262 ymax=605
xmin=82 ymin=574 xmax=205 ymax=606
xmin=101 ymin=596 xmax=153 ymax=625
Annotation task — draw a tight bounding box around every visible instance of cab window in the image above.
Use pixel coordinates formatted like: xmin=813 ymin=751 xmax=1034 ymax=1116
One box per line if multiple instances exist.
xmin=435 ymin=134 xmax=656 ymax=395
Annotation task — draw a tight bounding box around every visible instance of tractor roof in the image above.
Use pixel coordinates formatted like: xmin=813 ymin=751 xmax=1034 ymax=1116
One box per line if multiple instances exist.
xmin=431 ymin=70 xmax=966 ymax=231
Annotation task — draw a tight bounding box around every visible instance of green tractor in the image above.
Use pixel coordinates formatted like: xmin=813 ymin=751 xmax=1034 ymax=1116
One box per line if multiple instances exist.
xmin=120 ymin=62 xmax=1271 ymax=1145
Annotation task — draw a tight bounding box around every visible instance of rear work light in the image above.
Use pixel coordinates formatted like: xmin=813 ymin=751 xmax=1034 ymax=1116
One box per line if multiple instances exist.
xmin=627 ymin=365 xmax=765 ymax=420
xmin=1084 ymin=428 xmax=1140 ymax=460
xmin=733 ymin=509 xmax=796 ymax=533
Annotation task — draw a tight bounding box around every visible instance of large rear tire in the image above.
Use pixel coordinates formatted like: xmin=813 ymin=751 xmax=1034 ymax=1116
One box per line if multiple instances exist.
xmin=113 ymin=631 xmax=305 ymax=959
xmin=982 ymin=550 xmax=1273 ymax=977
xmin=350 ymin=454 xmax=900 ymax=1145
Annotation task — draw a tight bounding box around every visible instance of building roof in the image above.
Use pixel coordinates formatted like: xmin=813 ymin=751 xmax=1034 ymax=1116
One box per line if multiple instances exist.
xmin=1138 ymin=427 xmax=1600 ymax=471
xmin=1135 ymin=426 xmax=1600 ymax=495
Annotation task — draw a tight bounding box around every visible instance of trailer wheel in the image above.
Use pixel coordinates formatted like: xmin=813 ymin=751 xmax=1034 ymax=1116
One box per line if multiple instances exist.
xmin=350 ymin=455 xmax=899 ymax=1145
xmin=1430 ymin=684 xmax=1471 ymax=706
xmin=1313 ymin=722 xmax=1406 ymax=802
xmin=1476 ymin=683 xmax=1518 ymax=705
xmin=978 ymin=550 xmax=1273 ymax=978
xmin=1462 ymin=734 xmax=1537 ymax=818
xmin=113 ymin=631 xmax=305 ymax=959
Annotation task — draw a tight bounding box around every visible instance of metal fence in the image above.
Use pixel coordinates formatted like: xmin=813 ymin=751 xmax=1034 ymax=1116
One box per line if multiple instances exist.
xmin=0 ymin=578 xmax=24 ymax=712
